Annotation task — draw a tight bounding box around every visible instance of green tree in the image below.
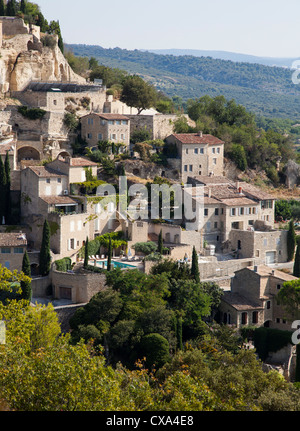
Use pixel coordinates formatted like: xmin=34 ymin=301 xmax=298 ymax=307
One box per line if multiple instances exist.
xmin=294 ymin=242 xmax=300 ymax=278
xmin=107 ymin=236 xmax=112 ymax=271
xmin=0 ymin=156 xmax=7 ymax=224
xmin=229 ymin=143 xmax=248 ymax=171
xmin=157 ymin=229 xmax=163 ymax=255
xmin=39 ymin=220 xmax=51 ymax=276
xmin=191 ymin=246 xmax=200 ymax=284
xmin=6 ymin=0 xmax=16 ymax=16
xmin=120 ymin=75 xmax=157 ymax=114
xmin=48 ymin=20 xmax=64 ymax=52
xmin=20 ymin=251 xmax=32 ymax=301
xmin=84 ymin=237 xmax=89 ymax=268
xmin=287 ymin=220 xmax=296 ymax=262
xmin=176 ymin=316 xmax=183 ymax=350
xmin=20 ymin=0 xmax=26 ymax=13
xmin=0 ymin=0 xmax=5 ymax=15
xmin=138 ymin=333 xmax=170 ymax=369
xmin=4 ymin=152 xmax=11 ymax=224
xmin=276 ymin=279 xmax=300 ymax=320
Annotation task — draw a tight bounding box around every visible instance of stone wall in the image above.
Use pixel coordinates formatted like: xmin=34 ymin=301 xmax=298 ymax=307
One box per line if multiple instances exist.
xmin=51 ymin=267 xmax=107 ymax=304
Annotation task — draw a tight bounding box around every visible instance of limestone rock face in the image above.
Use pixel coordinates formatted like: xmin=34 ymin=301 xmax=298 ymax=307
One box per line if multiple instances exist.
xmin=0 ymin=17 xmax=86 ymax=94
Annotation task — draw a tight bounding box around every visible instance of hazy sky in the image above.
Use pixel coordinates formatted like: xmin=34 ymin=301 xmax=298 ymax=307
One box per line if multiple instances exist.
xmin=37 ymin=0 xmax=300 ymax=57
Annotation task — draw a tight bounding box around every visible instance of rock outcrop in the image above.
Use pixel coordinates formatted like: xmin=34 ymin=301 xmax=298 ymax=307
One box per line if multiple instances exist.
xmin=0 ymin=17 xmax=85 ymax=94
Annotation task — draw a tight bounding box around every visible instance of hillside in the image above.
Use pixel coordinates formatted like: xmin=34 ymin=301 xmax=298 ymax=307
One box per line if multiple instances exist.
xmin=145 ymin=49 xmax=299 ymax=69
xmin=66 ymin=44 xmax=300 ymax=122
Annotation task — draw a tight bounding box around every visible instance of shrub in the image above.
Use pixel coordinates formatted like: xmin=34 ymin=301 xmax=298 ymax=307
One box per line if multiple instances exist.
xmin=18 ymin=106 xmax=46 ymax=120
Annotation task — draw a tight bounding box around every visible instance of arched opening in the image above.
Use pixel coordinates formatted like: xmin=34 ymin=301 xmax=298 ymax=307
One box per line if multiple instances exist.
xmin=30 ymin=263 xmax=39 ymax=276
xmin=264 ymin=320 xmax=271 ymax=328
xmin=57 ymin=151 xmax=71 ymax=161
xmin=18 ymin=146 xmax=40 ymax=162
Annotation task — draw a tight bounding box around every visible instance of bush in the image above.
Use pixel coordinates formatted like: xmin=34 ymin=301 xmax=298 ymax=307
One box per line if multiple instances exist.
xmin=55 ymin=257 xmax=72 ymax=272
xmin=132 ymin=241 xmax=157 ymax=256
xmin=138 ymin=333 xmax=170 ymax=369
xmin=253 ymin=327 xmax=293 ymax=361
xmin=18 ymin=106 xmax=46 ymax=120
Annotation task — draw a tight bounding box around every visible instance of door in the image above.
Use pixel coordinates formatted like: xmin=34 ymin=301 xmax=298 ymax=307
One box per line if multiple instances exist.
xmin=266 ymin=251 xmax=276 ymax=264
xmin=59 ymin=287 xmax=72 ymax=300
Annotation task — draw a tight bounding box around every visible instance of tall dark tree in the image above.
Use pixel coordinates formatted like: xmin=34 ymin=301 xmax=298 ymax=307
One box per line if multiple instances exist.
xmin=107 ymin=236 xmax=112 ymax=271
xmin=20 ymin=0 xmax=26 ymax=13
xmin=294 ymin=242 xmax=300 ymax=278
xmin=21 ymin=251 xmax=32 ymax=301
xmin=158 ymin=229 xmax=163 ymax=255
xmin=0 ymin=0 xmax=5 ymax=16
xmin=176 ymin=316 xmax=183 ymax=350
xmin=191 ymin=246 xmax=200 ymax=284
xmin=84 ymin=237 xmax=89 ymax=268
xmin=6 ymin=0 xmax=16 ymax=16
xmin=4 ymin=152 xmax=11 ymax=224
xmin=287 ymin=219 xmax=296 ymax=262
xmin=39 ymin=220 xmax=51 ymax=276
xmin=0 ymin=156 xmax=7 ymax=224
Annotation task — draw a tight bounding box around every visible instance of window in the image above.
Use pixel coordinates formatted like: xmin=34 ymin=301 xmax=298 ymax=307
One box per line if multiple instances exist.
xmin=122 ymin=120 xmax=128 ymax=125
xmin=87 ymin=133 xmax=92 ymax=139
xmin=248 ymin=220 xmax=254 ymax=225
xmin=88 ymin=118 xmax=93 ymax=125
xmin=14 ymin=247 xmax=24 ymax=254
xmin=57 ymin=178 xmax=61 ymax=183
xmin=186 ymin=149 xmax=188 ymax=154
xmin=231 ymin=208 xmax=236 ymax=216
xmin=189 ymin=165 xmax=193 ymax=172
xmin=213 ymin=158 xmax=217 ymax=165
xmin=53 ymin=100 xmax=57 ymax=106
xmin=184 ymin=165 xmax=188 ymax=172
xmin=46 ymin=178 xmax=50 ymax=184
xmin=277 ymin=284 xmax=281 ymax=290
xmin=252 ymin=311 xmax=258 ymax=324
xmin=194 ymin=148 xmax=198 ymax=154
xmin=214 ymin=222 xmax=218 ymax=229
xmin=1 ymin=248 xmax=10 ymax=254
xmin=215 ymin=208 xmax=219 ymax=216
xmin=98 ymin=133 xmax=103 ymax=140
xmin=200 ymin=148 xmax=204 ymax=154
xmin=199 ymin=171 xmax=202 ymax=175
xmin=261 ymin=200 xmax=273 ymax=209
xmin=116 ymin=120 xmax=121 ymax=125
xmin=217 ymin=147 xmax=220 ymax=154
xmin=266 ymin=301 xmax=271 ymax=309
xmin=120 ymin=134 xmax=125 ymax=140
xmin=204 ymin=208 xmax=208 ymax=217
xmin=241 ymin=312 xmax=248 ymax=325
xmin=239 ymin=207 xmax=244 ymax=215
xmin=212 ymin=148 xmax=216 ymax=153
xmin=108 ymin=120 xmax=114 ymax=125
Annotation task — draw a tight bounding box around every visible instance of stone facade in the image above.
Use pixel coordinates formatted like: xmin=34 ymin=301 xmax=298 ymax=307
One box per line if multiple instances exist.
xmin=80 ymin=113 xmax=130 ymax=148
xmin=0 ymin=232 xmax=27 ymax=272
xmin=219 ymin=265 xmax=297 ymax=330
xmin=165 ymin=133 xmax=224 ymax=182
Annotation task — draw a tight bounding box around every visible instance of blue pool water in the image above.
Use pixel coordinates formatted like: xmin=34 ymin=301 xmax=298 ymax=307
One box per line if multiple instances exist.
xmin=97 ymin=260 xmax=136 ymax=269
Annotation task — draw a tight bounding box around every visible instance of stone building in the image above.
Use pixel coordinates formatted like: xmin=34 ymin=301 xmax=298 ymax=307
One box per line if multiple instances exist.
xmin=0 ymin=232 xmax=27 ymax=272
xmin=80 ymin=112 xmax=130 ymax=149
xmin=184 ymin=176 xmax=276 ymax=251
xmin=219 ymin=265 xmax=297 ymax=330
xmin=165 ymin=132 xmax=224 ymax=182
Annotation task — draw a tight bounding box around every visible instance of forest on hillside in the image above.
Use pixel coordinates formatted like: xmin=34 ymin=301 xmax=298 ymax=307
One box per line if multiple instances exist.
xmin=66 ymin=44 xmax=300 ymax=121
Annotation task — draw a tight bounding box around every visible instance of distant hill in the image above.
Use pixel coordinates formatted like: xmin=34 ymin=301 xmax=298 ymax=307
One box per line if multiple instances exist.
xmin=66 ymin=44 xmax=300 ymax=122
xmin=144 ymin=49 xmax=299 ymax=69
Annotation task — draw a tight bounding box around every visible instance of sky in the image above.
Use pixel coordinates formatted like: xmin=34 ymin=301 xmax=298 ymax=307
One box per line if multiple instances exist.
xmin=36 ymin=0 xmax=300 ymax=58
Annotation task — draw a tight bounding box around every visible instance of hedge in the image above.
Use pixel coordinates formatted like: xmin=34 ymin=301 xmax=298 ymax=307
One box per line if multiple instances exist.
xmin=252 ymin=327 xmax=293 ymax=361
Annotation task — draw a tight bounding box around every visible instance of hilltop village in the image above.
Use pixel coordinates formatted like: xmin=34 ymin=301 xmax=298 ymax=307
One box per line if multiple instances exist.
xmin=0 ymin=14 xmax=299 ymax=374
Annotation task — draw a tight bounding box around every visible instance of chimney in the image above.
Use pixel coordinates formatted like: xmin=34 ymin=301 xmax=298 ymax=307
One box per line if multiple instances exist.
xmin=198 ymin=131 xmax=203 ymax=137
xmin=238 ymin=186 xmax=242 ymax=194
xmin=208 ymin=188 xmax=211 ymax=198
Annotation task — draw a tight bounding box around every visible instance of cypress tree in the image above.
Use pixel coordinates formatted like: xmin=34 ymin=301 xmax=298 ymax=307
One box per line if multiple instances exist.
xmin=176 ymin=316 xmax=183 ymax=351
xmin=6 ymin=0 xmax=16 ymax=16
xmin=39 ymin=220 xmax=51 ymax=276
xmin=20 ymin=0 xmax=26 ymax=13
xmin=191 ymin=246 xmax=200 ymax=284
xmin=0 ymin=156 xmax=7 ymax=224
xmin=21 ymin=251 xmax=32 ymax=301
xmin=158 ymin=229 xmax=163 ymax=254
xmin=107 ymin=236 xmax=112 ymax=271
xmin=0 ymin=0 xmax=5 ymax=16
xmin=287 ymin=220 xmax=296 ymax=262
xmin=4 ymin=152 xmax=11 ymax=225
xmin=294 ymin=242 xmax=300 ymax=277
xmin=84 ymin=237 xmax=89 ymax=268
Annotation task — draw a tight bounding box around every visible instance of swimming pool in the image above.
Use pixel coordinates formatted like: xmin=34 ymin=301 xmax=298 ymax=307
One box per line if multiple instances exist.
xmin=97 ymin=260 xmax=137 ymax=269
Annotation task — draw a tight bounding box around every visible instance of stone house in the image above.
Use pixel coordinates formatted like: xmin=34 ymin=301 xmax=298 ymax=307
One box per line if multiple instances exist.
xmin=184 ymin=176 xmax=276 ymax=252
xmin=165 ymin=132 xmax=224 ymax=182
xmin=80 ymin=113 xmax=130 ymax=149
xmin=47 ymin=156 xmax=98 ymax=185
xmin=219 ymin=265 xmax=297 ymax=330
xmin=0 ymin=232 xmax=27 ymax=272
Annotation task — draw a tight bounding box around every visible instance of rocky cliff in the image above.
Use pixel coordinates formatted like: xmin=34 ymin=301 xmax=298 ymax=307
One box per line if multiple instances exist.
xmin=0 ymin=17 xmax=85 ymax=94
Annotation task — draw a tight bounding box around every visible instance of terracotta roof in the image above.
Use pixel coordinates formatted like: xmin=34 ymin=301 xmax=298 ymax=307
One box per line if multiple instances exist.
xmin=239 ymin=183 xmax=274 ymax=201
xmin=189 ymin=176 xmax=231 ymax=185
xmin=0 ymin=142 xmax=15 ymax=155
xmin=246 ymin=265 xmax=298 ymax=281
xmin=0 ymin=232 xmax=27 ymax=247
xmin=29 ymin=166 xmax=65 ymax=177
xmin=171 ymin=133 xmax=224 ymax=145
xmin=40 ymin=196 xmax=79 ymax=205
xmin=221 ymin=197 xmax=258 ymax=207
xmin=222 ymin=292 xmax=263 ymax=311
xmin=69 ymin=157 xmax=98 ymax=167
